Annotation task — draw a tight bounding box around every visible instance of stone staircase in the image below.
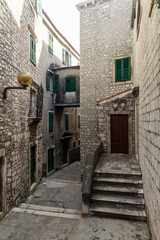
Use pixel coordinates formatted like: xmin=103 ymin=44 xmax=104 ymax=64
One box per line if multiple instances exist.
xmin=89 ymin=154 xmax=147 ymax=221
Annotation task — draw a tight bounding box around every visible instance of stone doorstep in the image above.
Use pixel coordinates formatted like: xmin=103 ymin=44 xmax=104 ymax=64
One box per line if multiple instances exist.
xmin=89 ymin=206 xmax=147 ymax=221
xmin=19 ymin=203 xmax=82 ymax=215
xmin=93 ymin=185 xmax=144 ymax=194
xmin=91 ymin=194 xmax=145 ymax=205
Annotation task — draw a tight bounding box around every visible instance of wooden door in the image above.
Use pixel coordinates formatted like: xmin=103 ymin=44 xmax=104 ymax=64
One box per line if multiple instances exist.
xmin=111 ymin=115 xmax=128 ymax=153
xmin=31 ymin=146 xmax=36 ymax=186
xmin=62 ymin=143 xmax=68 ymax=165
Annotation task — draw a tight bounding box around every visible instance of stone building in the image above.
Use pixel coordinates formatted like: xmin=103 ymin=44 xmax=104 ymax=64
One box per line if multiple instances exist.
xmin=132 ymin=0 xmax=160 ymax=239
xmin=77 ymin=0 xmax=134 ymax=170
xmin=41 ymin=11 xmax=80 ymax=176
xmin=0 ymin=0 xmax=80 ymax=218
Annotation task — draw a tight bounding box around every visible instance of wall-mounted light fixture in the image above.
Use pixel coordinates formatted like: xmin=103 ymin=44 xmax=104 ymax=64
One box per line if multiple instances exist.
xmin=3 ymin=72 xmax=32 ymax=100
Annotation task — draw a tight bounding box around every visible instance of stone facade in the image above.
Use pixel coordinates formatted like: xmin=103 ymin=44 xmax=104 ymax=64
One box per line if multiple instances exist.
xmin=133 ymin=1 xmax=160 ymax=239
xmin=77 ymin=0 xmax=134 ymax=172
xmin=0 ymin=0 xmax=80 ymax=217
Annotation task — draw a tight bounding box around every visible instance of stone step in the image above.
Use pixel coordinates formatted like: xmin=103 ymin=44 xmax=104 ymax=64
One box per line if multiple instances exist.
xmin=93 ymin=185 xmax=144 ymax=196
xmin=89 ymin=206 xmax=147 ymax=221
xmin=93 ymin=176 xmax=143 ymax=187
xmin=95 ymin=170 xmax=142 ymax=177
xmin=91 ymin=194 xmax=145 ymax=210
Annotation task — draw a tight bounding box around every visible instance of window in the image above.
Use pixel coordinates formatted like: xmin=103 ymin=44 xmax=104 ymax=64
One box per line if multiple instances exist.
xmin=78 ymin=140 xmax=80 ymax=146
xmin=65 ymin=114 xmax=70 ymax=131
xmin=30 ymin=35 xmax=36 ymax=66
xmin=48 ymin=149 xmax=54 ymax=173
xmin=31 ymin=0 xmax=42 ymax=14
xmin=29 ymin=90 xmax=36 ymax=117
xmin=62 ymin=48 xmax=72 ymax=66
xmin=78 ymin=115 xmax=80 ymax=129
xmin=115 ymin=57 xmax=131 ymax=82
xmin=48 ymin=32 xmax=53 ymax=55
xmin=48 ymin=111 xmax=54 ymax=133
xmin=73 ymin=142 xmax=76 ymax=148
xmin=46 ymin=70 xmax=59 ymax=93
xmin=65 ymin=77 xmax=76 ymax=92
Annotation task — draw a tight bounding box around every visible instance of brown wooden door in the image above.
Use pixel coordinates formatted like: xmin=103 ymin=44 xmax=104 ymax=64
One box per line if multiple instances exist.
xmin=111 ymin=114 xmax=128 ymax=153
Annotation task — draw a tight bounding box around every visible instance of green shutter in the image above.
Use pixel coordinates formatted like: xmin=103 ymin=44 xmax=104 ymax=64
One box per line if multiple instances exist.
xmin=46 ymin=70 xmax=50 ymax=90
xmin=65 ymin=114 xmax=69 ymax=131
xmin=48 ymin=149 xmax=54 ymax=173
xmin=30 ymin=35 xmax=36 ymax=66
xmin=69 ymin=54 xmax=72 ymax=66
xmin=37 ymin=0 xmax=42 ymax=14
xmin=53 ymin=74 xmax=59 ymax=93
xmin=65 ymin=78 xmax=76 ymax=92
xmin=123 ymin=57 xmax=131 ymax=81
xmin=62 ymin=48 xmax=65 ymax=65
xmin=49 ymin=112 xmax=54 ymax=133
xmin=115 ymin=59 xmax=122 ymax=82
xmin=78 ymin=115 xmax=80 ymax=129
xmin=32 ymin=0 xmax=37 ymax=11
xmin=48 ymin=32 xmax=53 ymax=55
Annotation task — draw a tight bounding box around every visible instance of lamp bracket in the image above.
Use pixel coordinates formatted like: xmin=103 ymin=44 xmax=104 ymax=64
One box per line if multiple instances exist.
xmin=3 ymin=85 xmax=28 ymax=100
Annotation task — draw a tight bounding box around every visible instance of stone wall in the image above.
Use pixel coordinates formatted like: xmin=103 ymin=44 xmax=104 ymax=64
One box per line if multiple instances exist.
xmin=0 ymin=0 xmax=43 ymax=213
xmin=78 ymin=0 xmax=133 ymax=171
xmin=133 ymin=1 xmax=160 ymax=239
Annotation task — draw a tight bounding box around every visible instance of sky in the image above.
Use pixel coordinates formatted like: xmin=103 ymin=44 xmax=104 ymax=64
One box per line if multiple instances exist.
xmin=42 ymin=0 xmax=82 ymax=53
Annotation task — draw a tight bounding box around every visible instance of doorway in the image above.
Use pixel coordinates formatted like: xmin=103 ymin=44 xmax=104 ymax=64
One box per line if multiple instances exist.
xmin=62 ymin=142 xmax=68 ymax=165
xmin=30 ymin=145 xmax=36 ymax=186
xmin=111 ymin=114 xmax=128 ymax=153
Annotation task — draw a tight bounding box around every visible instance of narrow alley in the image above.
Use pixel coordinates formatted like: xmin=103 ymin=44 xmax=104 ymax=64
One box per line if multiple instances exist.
xmin=0 ymin=161 xmax=150 ymax=240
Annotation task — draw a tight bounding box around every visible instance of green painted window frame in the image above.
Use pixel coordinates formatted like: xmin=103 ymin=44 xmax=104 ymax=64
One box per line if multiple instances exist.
xmin=31 ymin=0 xmax=42 ymax=14
xmin=30 ymin=35 xmax=36 ymax=66
xmin=65 ymin=77 xmax=76 ymax=92
xmin=53 ymin=74 xmax=59 ymax=93
xmin=78 ymin=115 xmax=80 ymax=129
xmin=115 ymin=57 xmax=131 ymax=82
xmin=48 ymin=111 xmax=54 ymax=133
xmin=48 ymin=32 xmax=53 ymax=55
xmin=65 ymin=114 xmax=70 ymax=131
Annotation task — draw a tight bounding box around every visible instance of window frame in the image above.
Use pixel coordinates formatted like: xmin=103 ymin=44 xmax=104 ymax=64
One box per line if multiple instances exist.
xmin=113 ymin=56 xmax=132 ymax=84
xmin=48 ymin=111 xmax=54 ymax=133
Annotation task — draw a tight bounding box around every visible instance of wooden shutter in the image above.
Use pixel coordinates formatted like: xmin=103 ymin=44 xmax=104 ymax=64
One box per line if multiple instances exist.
xmin=49 ymin=112 xmax=54 ymax=133
xmin=65 ymin=78 xmax=76 ymax=92
xmin=115 ymin=59 xmax=122 ymax=82
xmin=65 ymin=114 xmax=69 ymax=131
xmin=123 ymin=57 xmax=131 ymax=81
xmin=53 ymin=74 xmax=59 ymax=93
xmin=62 ymin=48 xmax=65 ymax=65
xmin=69 ymin=54 xmax=72 ymax=66
xmin=78 ymin=115 xmax=80 ymax=129
xmin=48 ymin=32 xmax=53 ymax=55
xmin=46 ymin=70 xmax=50 ymax=90
xmin=30 ymin=35 xmax=36 ymax=65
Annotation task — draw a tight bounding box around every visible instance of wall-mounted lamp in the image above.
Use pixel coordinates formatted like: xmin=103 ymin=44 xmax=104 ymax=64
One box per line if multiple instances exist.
xmin=3 ymin=72 xmax=32 ymax=100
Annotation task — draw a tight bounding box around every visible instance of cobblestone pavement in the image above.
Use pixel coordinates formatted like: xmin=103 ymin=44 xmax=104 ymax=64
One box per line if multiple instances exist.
xmin=0 ymin=161 xmax=151 ymax=240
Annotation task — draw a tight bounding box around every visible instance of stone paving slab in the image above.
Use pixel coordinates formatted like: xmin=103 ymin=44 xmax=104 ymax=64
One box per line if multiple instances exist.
xmin=0 ymin=211 xmax=150 ymax=240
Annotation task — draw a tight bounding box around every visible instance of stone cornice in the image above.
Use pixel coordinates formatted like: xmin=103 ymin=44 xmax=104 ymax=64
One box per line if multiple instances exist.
xmin=76 ymin=0 xmax=104 ymax=11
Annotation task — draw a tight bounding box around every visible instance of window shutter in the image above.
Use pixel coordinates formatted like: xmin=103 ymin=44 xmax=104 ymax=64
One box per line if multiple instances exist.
xmin=37 ymin=0 xmax=42 ymax=15
xmin=115 ymin=59 xmax=122 ymax=82
xmin=30 ymin=35 xmax=33 ymax=62
xmin=65 ymin=114 xmax=69 ymax=131
xmin=53 ymin=74 xmax=59 ymax=93
xmin=123 ymin=57 xmax=131 ymax=81
xmin=65 ymin=78 xmax=76 ymax=92
xmin=30 ymin=35 xmax=36 ymax=65
xmin=78 ymin=115 xmax=80 ymax=129
xmin=69 ymin=54 xmax=72 ymax=66
xmin=49 ymin=112 xmax=54 ymax=133
xmin=46 ymin=70 xmax=50 ymax=90
xmin=48 ymin=33 xmax=53 ymax=55
xmin=62 ymin=48 xmax=65 ymax=65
